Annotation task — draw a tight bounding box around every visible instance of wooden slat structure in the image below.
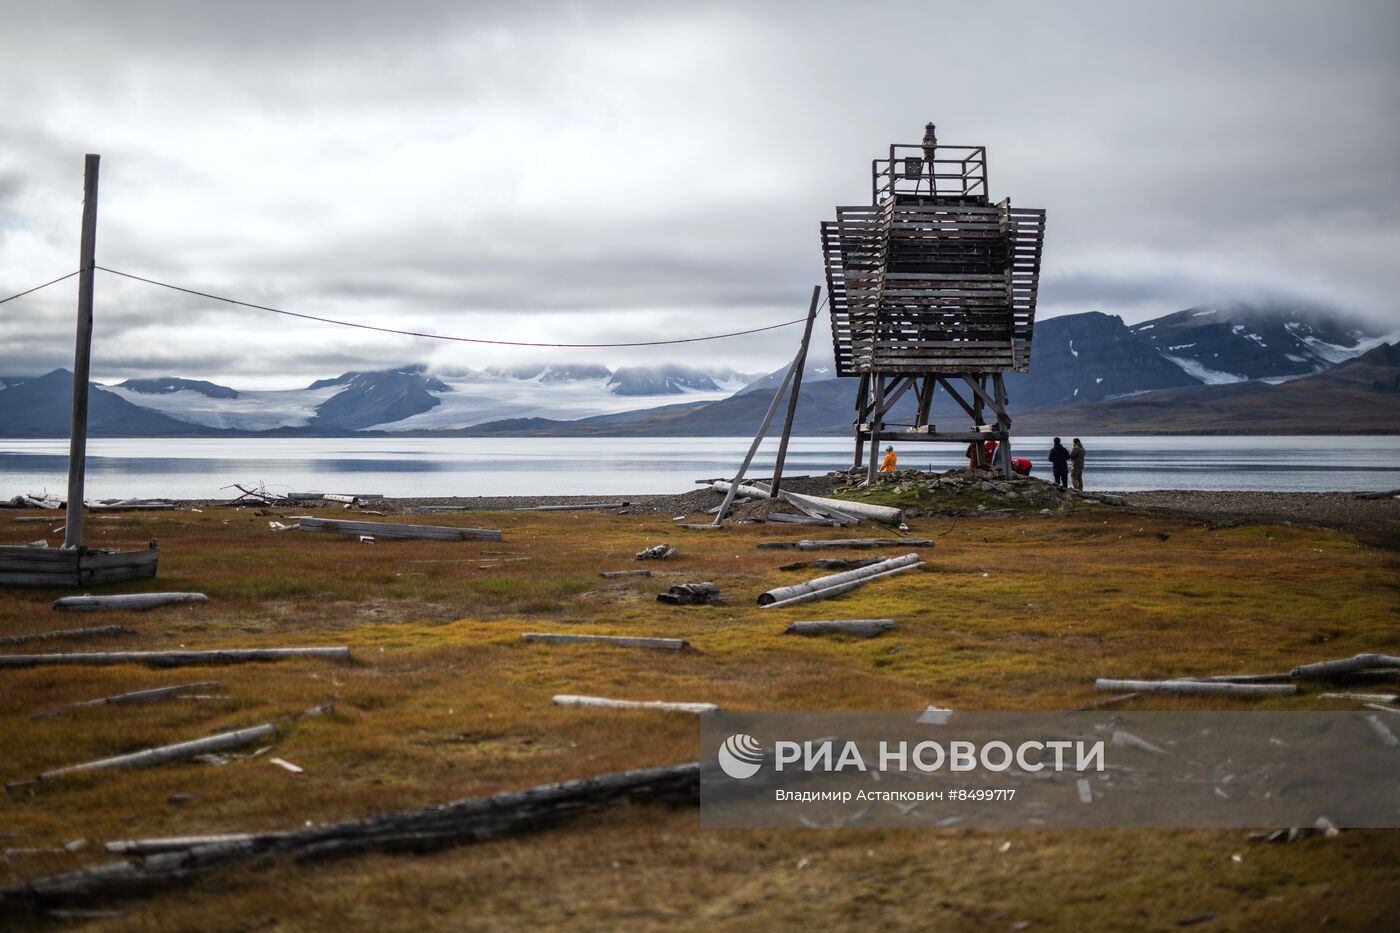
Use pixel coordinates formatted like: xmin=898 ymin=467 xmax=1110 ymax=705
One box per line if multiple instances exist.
xmin=0 ymin=542 xmax=159 ymax=588
xmin=821 ymin=124 xmax=1047 ymax=479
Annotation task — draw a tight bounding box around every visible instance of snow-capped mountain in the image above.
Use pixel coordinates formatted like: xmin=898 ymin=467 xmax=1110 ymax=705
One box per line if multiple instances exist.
xmin=1128 ymin=304 xmax=1395 ymax=385
xmin=90 ymin=363 xmax=759 ymax=433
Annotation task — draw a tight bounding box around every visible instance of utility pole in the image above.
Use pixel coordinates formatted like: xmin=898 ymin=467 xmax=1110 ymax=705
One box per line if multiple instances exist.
xmin=64 ymin=154 xmax=100 ymax=550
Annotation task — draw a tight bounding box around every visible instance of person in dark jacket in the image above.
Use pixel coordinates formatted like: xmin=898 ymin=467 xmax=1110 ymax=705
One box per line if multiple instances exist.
xmin=1049 ymin=437 xmax=1070 ymax=489
xmin=1069 ymin=438 xmax=1086 ymax=491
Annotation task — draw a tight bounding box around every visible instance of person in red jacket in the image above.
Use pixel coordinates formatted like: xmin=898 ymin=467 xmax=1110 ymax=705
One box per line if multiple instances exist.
xmin=965 ymin=440 xmax=999 ymax=469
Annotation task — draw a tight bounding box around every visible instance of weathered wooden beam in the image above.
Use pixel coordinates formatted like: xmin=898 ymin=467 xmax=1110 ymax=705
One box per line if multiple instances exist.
xmin=513 ymin=502 xmax=629 ymax=512
xmin=297 ymin=517 xmax=501 ymax=542
xmin=31 ymin=682 xmax=221 ymax=720
xmin=760 ymin=560 xmax=924 ymax=610
xmin=0 ymin=647 xmax=351 ymax=669
xmin=778 ymin=557 xmax=886 ymax=572
xmin=599 ymin=569 xmax=651 ymax=579
xmin=104 ymin=835 xmax=256 ymax=856
xmin=798 ymin=538 xmax=932 ymax=551
xmin=758 ymin=554 xmax=922 ymax=606
xmin=52 ymin=593 xmax=207 ymax=613
xmin=1319 ymin=692 xmax=1399 ymax=704
xmin=0 ymin=625 xmax=132 ymax=646
xmin=1094 ymin=678 xmax=1297 ymax=697
xmin=36 ymin=723 xmax=276 ymax=781
xmin=552 ymin=695 xmax=717 ymax=713
xmin=522 ymin=633 xmax=688 ymax=651
xmin=0 ymin=761 xmax=701 ymax=914
xmin=784 ymin=619 xmax=897 ymax=638
xmin=1291 ymin=653 xmax=1400 ymax=681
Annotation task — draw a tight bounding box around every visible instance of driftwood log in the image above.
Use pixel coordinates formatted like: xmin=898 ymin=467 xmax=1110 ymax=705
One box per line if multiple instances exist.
xmin=36 ymin=723 xmax=277 ymax=781
xmin=784 ymin=619 xmax=897 ymax=638
xmin=297 ymin=517 xmax=501 ymax=542
xmin=600 ymin=569 xmax=651 ymax=579
xmin=0 ymin=625 xmax=132 ymax=645
xmin=521 ymin=633 xmax=688 ymax=651
xmin=31 ymin=682 xmax=221 ymax=720
xmin=52 ymin=593 xmax=207 ymax=613
xmin=707 ymin=481 xmax=905 ymax=526
xmin=1094 ymin=678 xmax=1297 ymax=697
xmin=0 ymin=647 xmax=351 ymax=669
xmin=754 ymin=538 xmax=932 ymax=552
xmin=758 ymin=554 xmax=922 ymax=608
xmin=1290 ymin=653 xmax=1400 ymax=681
xmin=513 ymin=502 xmax=629 ymax=512
xmin=552 ymin=695 xmax=717 ymax=713
xmin=778 ymin=557 xmax=886 ymax=572
xmin=0 ymin=761 xmax=701 ymax=915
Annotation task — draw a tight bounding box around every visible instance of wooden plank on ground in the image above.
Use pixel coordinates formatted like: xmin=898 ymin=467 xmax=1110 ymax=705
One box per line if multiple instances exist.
xmin=522 ymin=633 xmax=688 ymax=651
xmin=297 ymin=517 xmax=501 ymax=542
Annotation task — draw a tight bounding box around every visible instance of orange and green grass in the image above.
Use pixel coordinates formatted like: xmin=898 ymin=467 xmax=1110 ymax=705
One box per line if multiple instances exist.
xmin=0 ymin=501 xmax=1397 ymax=930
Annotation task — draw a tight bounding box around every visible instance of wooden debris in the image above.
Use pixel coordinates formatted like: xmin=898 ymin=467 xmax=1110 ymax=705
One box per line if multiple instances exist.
xmin=36 ymin=723 xmax=276 ymax=781
xmin=297 ymin=517 xmax=501 ymax=542
xmin=0 ymin=624 xmax=131 ymax=646
xmin=522 ymin=633 xmax=688 ymax=651
xmin=1188 ymin=673 xmax=1294 ymax=684
xmin=778 ymin=557 xmax=886 ymax=572
xmin=85 ymin=499 xmax=173 ymax=512
xmin=513 ymin=501 xmax=629 ymax=512
xmin=708 ymin=481 xmax=905 ymax=525
xmin=676 ymin=523 xmax=723 ymax=531
xmin=758 ymin=553 xmax=922 ymax=608
xmin=765 ymin=514 xmax=839 ymax=526
xmin=1094 ymin=678 xmax=1297 ymax=697
xmin=105 ymin=834 xmax=255 ymax=855
xmin=269 ymin=758 xmax=304 ymax=774
xmin=1318 ymin=692 xmax=1399 ymax=704
xmin=553 ymin=695 xmax=717 ymax=713
xmin=657 ymin=582 xmax=720 ymax=605
xmin=600 ymin=569 xmax=651 ymax=579
xmin=0 ymin=761 xmax=701 ymax=913
xmin=634 ymin=544 xmax=675 ymax=560
xmin=784 ymin=619 xmax=896 ymax=638
xmin=30 ymin=682 xmax=220 ymax=720
xmin=754 ymin=538 xmax=934 ymax=551
xmin=1290 ymin=653 xmax=1400 ymax=681
xmin=0 ymin=647 xmax=350 ymax=669
xmin=52 ymin=592 xmax=207 ymax=613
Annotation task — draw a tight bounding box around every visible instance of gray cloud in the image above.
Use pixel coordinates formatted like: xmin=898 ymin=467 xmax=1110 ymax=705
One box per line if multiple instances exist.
xmin=1 ymin=0 xmax=1397 ymax=388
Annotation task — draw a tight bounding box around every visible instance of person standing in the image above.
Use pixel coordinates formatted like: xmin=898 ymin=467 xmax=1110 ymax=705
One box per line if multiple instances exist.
xmin=1069 ymin=438 xmax=1086 ymax=491
xmin=1049 ymin=437 xmax=1070 ymax=489
xmin=880 ymin=445 xmax=897 ymax=473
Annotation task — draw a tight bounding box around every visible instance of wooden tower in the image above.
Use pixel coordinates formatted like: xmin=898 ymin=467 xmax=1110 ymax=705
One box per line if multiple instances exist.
xmin=821 ymin=124 xmax=1046 ymax=479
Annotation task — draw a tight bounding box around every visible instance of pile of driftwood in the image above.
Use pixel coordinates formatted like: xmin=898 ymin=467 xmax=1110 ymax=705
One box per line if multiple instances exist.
xmin=705 ymin=480 xmax=904 ymax=527
xmin=1095 ymin=653 xmax=1400 ymax=700
xmin=0 ymin=761 xmax=700 ymax=914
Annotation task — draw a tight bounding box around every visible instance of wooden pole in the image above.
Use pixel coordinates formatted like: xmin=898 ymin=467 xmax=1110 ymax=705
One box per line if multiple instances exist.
xmin=64 ymin=154 xmax=100 ymax=551
xmin=770 ymin=286 xmax=822 ymax=498
xmin=711 ymin=314 xmax=806 ymax=525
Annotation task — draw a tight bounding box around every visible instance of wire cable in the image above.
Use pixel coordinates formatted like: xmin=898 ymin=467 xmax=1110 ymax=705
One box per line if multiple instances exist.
xmin=97 ymin=266 xmax=821 ymax=348
xmin=0 ymin=270 xmax=80 ymax=305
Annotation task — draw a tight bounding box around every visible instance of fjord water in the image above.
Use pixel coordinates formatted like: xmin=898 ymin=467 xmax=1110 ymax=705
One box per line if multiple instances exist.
xmin=1 ymin=436 xmax=1396 ymax=500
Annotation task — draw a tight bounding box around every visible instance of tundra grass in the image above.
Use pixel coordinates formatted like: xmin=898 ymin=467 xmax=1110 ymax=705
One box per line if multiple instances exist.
xmin=0 ymin=502 xmax=1397 ymax=930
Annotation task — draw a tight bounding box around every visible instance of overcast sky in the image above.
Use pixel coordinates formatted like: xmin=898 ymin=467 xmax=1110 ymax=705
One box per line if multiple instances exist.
xmin=2 ymin=0 xmax=1397 ymax=389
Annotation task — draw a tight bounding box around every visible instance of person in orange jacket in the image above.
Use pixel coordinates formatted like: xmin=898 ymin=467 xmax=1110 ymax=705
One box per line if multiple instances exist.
xmin=880 ymin=445 xmax=897 ymax=473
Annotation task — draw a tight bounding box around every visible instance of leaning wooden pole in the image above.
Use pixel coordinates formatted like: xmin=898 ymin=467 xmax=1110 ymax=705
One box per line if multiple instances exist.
xmin=64 ymin=154 xmax=100 ymax=551
xmin=769 ymin=285 xmax=822 ymax=498
xmin=711 ymin=319 xmax=804 ymax=526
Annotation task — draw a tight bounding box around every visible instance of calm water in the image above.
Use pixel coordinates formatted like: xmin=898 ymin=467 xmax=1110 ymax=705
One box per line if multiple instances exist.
xmin=1 ymin=436 xmax=1397 ymax=500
